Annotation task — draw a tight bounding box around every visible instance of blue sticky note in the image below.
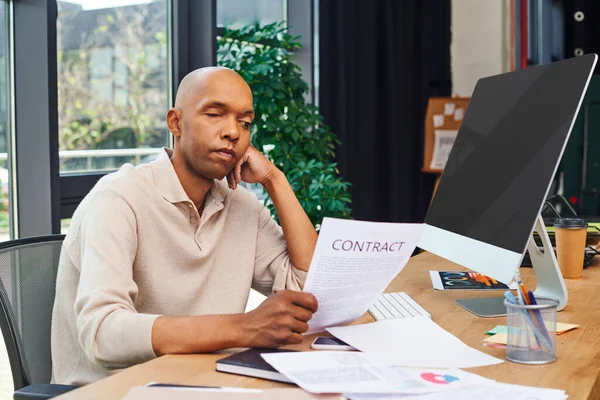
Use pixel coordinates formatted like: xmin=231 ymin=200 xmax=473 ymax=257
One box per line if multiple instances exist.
xmin=486 ymin=325 xmax=509 ymax=335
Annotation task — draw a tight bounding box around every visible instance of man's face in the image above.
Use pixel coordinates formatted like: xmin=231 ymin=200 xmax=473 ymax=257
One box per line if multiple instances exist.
xmin=176 ymin=72 xmax=254 ymax=181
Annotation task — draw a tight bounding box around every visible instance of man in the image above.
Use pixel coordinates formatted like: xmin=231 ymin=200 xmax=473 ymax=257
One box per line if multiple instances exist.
xmin=51 ymin=67 xmax=319 ymax=385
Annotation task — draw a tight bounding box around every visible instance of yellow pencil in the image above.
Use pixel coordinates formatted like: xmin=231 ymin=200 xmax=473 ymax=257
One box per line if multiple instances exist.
xmin=519 ymin=282 xmax=531 ymax=304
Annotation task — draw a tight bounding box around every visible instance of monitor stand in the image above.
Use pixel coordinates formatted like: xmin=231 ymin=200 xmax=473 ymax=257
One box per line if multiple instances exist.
xmin=455 ymin=214 xmax=568 ymax=317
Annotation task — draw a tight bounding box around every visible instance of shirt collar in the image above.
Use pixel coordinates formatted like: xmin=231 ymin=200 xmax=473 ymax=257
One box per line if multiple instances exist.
xmin=151 ymin=148 xmax=225 ymax=205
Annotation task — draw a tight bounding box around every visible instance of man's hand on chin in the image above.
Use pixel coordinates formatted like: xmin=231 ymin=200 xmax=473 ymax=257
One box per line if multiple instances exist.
xmin=226 ymin=144 xmax=317 ymax=273
xmin=226 ymin=145 xmax=281 ymax=190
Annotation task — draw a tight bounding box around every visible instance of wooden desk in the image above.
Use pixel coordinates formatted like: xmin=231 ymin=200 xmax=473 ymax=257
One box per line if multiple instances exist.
xmin=57 ymin=252 xmax=600 ymax=400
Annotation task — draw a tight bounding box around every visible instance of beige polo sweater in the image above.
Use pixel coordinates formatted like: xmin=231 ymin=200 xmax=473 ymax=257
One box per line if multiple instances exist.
xmin=51 ymin=148 xmax=307 ymax=385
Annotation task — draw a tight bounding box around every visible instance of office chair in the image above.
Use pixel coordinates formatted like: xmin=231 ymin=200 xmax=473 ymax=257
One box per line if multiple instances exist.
xmin=0 ymin=235 xmax=77 ymax=399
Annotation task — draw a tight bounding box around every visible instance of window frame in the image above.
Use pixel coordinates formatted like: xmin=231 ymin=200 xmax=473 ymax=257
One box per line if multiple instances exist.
xmin=12 ymin=0 xmax=61 ymax=236
xmin=287 ymin=0 xmax=314 ymax=103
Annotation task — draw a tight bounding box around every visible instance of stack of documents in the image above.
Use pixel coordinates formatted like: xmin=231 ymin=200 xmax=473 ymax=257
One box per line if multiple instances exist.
xmin=261 ymin=350 xmax=494 ymax=395
xmin=262 ymin=318 xmax=503 ymax=397
xmin=261 ymin=347 xmax=566 ymax=399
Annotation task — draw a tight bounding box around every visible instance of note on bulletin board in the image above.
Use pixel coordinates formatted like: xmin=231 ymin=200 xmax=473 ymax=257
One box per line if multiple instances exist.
xmin=422 ymin=97 xmax=470 ymax=174
xmin=454 ymin=108 xmax=464 ymax=121
xmin=430 ymin=129 xmax=458 ymax=170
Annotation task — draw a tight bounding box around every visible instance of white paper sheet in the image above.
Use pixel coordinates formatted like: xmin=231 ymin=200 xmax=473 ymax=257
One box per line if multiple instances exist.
xmin=429 ymin=129 xmax=458 ymax=170
xmin=261 ymin=351 xmax=491 ymax=395
xmin=453 ymin=108 xmax=464 ymax=121
xmin=443 ymin=103 xmax=455 ymax=116
xmin=122 ymin=387 xmax=342 ymax=400
xmin=433 ymin=114 xmax=444 ymax=127
xmin=345 ymin=381 xmax=567 ymax=400
xmin=303 ymin=218 xmax=423 ymax=333
xmin=327 ymin=318 xmax=503 ymax=369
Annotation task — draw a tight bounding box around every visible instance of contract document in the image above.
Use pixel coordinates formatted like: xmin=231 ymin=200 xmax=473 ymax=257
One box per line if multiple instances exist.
xmin=303 ymin=218 xmax=423 ymax=333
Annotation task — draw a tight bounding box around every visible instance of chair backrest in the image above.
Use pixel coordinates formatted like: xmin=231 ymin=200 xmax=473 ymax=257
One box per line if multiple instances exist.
xmin=0 ymin=235 xmax=65 ymax=389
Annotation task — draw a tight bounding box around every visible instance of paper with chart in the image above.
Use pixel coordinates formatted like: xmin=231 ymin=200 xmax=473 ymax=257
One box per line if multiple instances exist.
xmin=303 ymin=218 xmax=423 ymax=333
xmin=429 ymin=129 xmax=458 ymax=169
xmin=327 ymin=318 xmax=503 ymax=368
xmin=260 ymin=351 xmax=491 ymax=395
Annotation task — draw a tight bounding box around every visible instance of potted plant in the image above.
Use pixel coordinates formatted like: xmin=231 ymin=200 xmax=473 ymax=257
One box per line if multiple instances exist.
xmin=217 ymin=22 xmax=352 ymax=229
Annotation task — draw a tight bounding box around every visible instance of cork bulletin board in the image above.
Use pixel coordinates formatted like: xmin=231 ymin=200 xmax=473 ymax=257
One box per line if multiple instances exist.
xmin=422 ymin=97 xmax=470 ymax=175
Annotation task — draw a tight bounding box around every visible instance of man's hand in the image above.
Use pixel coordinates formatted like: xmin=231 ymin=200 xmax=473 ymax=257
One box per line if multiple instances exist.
xmin=227 ymin=145 xmax=279 ymax=190
xmin=241 ymin=290 xmax=318 ymax=347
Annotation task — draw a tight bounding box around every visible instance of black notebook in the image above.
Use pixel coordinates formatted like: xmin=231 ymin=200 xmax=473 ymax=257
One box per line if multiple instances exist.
xmin=215 ymin=348 xmax=296 ymax=384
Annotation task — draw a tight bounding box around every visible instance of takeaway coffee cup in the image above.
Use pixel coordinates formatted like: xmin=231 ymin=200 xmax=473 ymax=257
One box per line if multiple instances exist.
xmin=554 ymin=218 xmax=587 ymax=279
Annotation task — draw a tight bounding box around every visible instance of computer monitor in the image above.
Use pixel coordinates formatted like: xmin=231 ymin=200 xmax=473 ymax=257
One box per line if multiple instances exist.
xmin=418 ymin=54 xmax=597 ymax=315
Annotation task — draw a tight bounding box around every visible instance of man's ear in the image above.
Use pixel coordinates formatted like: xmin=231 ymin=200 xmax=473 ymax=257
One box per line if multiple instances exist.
xmin=166 ymin=108 xmax=182 ymax=138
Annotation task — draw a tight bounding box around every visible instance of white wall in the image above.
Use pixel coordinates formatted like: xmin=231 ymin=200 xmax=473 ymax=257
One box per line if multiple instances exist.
xmin=451 ymin=0 xmax=512 ymax=97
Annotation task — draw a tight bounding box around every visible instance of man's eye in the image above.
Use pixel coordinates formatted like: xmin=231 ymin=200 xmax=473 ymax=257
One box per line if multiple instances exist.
xmin=241 ymin=121 xmax=251 ymax=129
xmin=206 ymin=113 xmax=223 ymax=117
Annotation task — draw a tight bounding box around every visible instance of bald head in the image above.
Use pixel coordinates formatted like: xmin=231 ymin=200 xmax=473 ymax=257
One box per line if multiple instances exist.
xmin=166 ymin=66 xmax=254 ymax=182
xmin=174 ymin=67 xmax=252 ymax=109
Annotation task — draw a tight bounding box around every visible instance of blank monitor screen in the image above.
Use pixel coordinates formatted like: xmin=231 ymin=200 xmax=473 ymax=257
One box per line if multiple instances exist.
xmin=420 ymin=54 xmax=597 ymax=284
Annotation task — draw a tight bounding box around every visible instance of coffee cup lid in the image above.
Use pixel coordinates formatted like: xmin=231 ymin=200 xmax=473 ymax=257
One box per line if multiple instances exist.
xmin=554 ymin=217 xmax=587 ymax=229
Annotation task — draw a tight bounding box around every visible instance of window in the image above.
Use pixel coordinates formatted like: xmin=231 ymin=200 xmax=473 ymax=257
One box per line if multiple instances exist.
xmin=217 ymin=0 xmax=285 ymax=29
xmin=0 ymin=1 xmax=15 ymax=395
xmin=57 ymin=0 xmax=170 ymax=174
xmin=0 ymin=2 xmax=13 ymax=242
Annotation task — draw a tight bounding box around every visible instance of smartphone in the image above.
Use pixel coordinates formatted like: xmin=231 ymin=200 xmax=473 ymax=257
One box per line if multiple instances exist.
xmin=311 ymin=336 xmax=355 ymax=351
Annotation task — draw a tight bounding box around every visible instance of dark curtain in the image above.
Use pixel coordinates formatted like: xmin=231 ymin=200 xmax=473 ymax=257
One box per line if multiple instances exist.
xmin=319 ymin=0 xmax=452 ymax=223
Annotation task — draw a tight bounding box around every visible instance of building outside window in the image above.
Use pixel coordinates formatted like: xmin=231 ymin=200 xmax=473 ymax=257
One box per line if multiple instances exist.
xmin=57 ymin=0 xmax=169 ymax=174
xmin=217 ymin=0 xmax=285 ymax=29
